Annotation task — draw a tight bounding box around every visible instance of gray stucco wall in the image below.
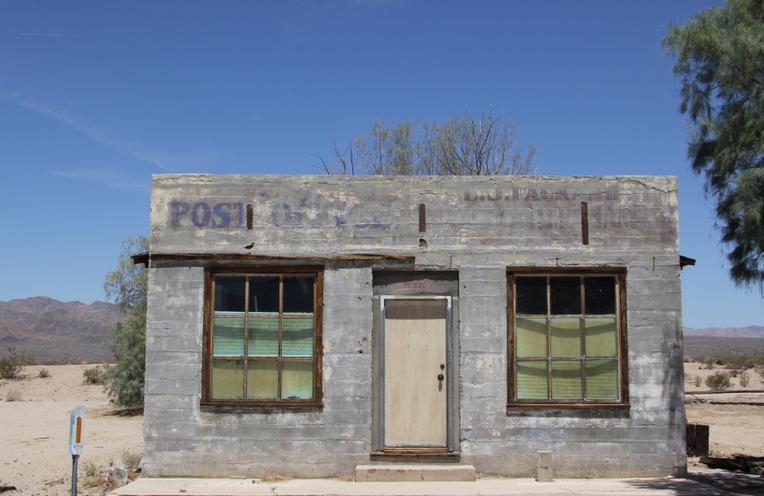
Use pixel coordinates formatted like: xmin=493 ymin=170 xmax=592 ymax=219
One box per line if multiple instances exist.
xmin=143 ymin=175 xmax=686 ymax=478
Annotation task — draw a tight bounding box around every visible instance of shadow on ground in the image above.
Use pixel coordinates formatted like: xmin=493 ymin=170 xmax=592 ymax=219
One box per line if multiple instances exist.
xmin=626 ymin=470 xmax=763 ymax=496
xmin=104 ymin=406 xmax=144 ymax=417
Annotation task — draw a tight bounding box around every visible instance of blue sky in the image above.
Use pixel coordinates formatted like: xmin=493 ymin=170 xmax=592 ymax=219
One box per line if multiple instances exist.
xmin=0 ymin=0 xmax=760 ymax=327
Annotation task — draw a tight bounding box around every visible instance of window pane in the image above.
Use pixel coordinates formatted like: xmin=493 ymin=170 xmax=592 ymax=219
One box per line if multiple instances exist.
xmin=516 ymin=317 xmax=547 ymax=357
xmin=211 ymin=359 xmax=243 ymax=399
xmin=246 ymin=359 xmax=278 ymax=399
xmin=516 ymin=361 xmax=548 ymax=400
xmin=586 ymin=359 xmax=619 ymax=400
xmin=249 ymin=276 xmax=278 ymax=312
xmin=212 ymin=316 xmax=244 ymax=356
xmin=515 ymin=277 xmax=547 ymax=314
xmin=584 ymin=277 xmax=616 ymax=314
xmin=585 ymin=317 xmax=617 ymax=357
xmin=282 ymin=360 xmax=313 ymax=399
xmin=552 ymin=360 xmax=582 ymax=400
xmin=214 ymin=277 xmax=245 ymax=312
xmin=283 ymin=277 xmax=314 ymax=313
xmin=282 ymin=317 xmax=314 ymax=357
xmin=550 ymin=277 xmax=581 ymax=315
xmin=550 ymin=317 xmax=581 ymax=357
xmin=248 ymin=314 xmax=278 ymax=357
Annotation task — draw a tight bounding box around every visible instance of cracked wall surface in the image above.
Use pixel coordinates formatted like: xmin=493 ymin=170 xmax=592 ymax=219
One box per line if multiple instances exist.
xmin=144 ymin=175 xmax=685 ymax=478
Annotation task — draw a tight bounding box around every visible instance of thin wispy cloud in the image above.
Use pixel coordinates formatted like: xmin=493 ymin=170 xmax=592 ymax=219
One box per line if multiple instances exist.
xmin=48 ymin=167 xmax=149 ymax=193
xmin=0 ymin=90 xmax=216 ymax=191
xmin=1 ymin=90 xmax=115 ymax=150
xmin=0 ymin=90 xmax=216 ymax=174
xmin=19 ymin=32 xmax=80 ymax=38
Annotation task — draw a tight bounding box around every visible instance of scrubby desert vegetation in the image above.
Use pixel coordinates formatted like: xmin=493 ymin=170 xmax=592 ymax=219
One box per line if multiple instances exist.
xmin=0 ymin=364 xmax=142 ymax=495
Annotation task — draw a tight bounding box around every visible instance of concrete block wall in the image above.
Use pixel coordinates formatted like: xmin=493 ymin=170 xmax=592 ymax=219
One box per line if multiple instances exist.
xmin=143 ymin=174 xmax=686 ymax=478
xmin=458 ymin=264 xmax=686 ymax=477
xmin=143 ymin=263 xmax=375 ymax=477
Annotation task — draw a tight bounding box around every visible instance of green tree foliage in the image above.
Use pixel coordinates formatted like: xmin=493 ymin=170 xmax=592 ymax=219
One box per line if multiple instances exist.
xmin=318 ymin=110 xmax=536 ymax=176
xmin=664 ymin=0 xmax=764 ymax=289
xmin=103 ymin=236 xmax=148 ymax=406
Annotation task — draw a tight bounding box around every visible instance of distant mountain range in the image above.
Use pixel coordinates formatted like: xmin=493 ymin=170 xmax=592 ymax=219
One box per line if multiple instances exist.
xmin=0 ymin=297 xmax=125 ymax=364
xmin=684 ymin=325 xmax=764 ymax=338
xmin=0 ymin=296 xmax=761 ymax=364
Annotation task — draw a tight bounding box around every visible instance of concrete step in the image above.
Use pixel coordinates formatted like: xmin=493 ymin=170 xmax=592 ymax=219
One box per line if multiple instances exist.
xmin=354 ymin=464 xmax=477 ymax=482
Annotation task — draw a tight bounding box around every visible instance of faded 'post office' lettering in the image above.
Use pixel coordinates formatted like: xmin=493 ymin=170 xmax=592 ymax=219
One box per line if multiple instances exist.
xmin=170 ymin=201 xmax=245 ymax=228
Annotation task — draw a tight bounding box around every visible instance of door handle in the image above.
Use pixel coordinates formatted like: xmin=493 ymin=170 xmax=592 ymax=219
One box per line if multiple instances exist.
xmin=437 ymin=374 xmax=445 ymax=381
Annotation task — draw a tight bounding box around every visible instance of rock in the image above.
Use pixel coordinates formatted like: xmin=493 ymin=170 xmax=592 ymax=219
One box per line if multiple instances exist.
xmin=107 ymin=462 xmax=128 ymax=488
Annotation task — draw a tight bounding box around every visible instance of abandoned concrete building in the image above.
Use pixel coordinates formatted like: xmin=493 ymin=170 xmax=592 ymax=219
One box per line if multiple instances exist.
xmin=138 ymin=174 xmax=688 ymax=479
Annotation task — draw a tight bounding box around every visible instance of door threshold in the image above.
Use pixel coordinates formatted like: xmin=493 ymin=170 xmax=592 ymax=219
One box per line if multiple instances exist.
xmin=381 ymin=447 xmax=449 ymax=455
xmin=371 ymin=449 xmax=460 ymax=463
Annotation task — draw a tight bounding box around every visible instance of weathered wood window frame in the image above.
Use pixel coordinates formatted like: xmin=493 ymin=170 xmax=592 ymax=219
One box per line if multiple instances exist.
xmin=201 ymin=267 xmax=323 ymax=408
xmin=507 ymin=268 xmax=629 ymax=408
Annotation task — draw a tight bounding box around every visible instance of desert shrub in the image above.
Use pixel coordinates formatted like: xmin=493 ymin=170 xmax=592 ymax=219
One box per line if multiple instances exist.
xmin=83 ymin=365 xmax=107 ymax=385
xmin=121 ymin=451 xmax=141 ymax=472
xmin=83 ymin=462 xmax=99 ymax=478
xmin=705 ymin=371 xmax=732 ymax=391
xmin=5 ymin=390 xmax=22 ymax=401
xmin=81 ymin=462 xmax=105 ymax=488
xmin=694 ymin=375 xmax=702 ymax=387
xmin=738 ymin=372 xmax=750 ymax=388
xmin=756 ymin=366 xmax=764 ymax=380
xmin=0 ymin=347 xmax=33 ymax=379
xmin=38 ymin=368 xmax=50 ymax=378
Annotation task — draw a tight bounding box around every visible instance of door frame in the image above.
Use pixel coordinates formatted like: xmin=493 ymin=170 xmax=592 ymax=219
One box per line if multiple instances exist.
xmin=372 ymin=295 xmax=460 ymax=453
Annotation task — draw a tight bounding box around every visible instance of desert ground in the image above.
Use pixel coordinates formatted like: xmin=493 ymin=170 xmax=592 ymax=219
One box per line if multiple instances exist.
xmin=0 ymin=362 xmax=762 ymax=495
xmin=0 ymin=365 xmax=142 ymax=495
xmin=684 ymin=361 xmax=764 ymax=457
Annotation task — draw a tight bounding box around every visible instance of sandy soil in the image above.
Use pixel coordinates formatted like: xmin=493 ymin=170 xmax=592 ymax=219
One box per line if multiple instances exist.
xmin=0 ymin=364 xmax=142 ymax=495
xmin=683 ymin=362 xmax=764 ymax=457
xmin=0 ymin=362 xmax=761 ymax=495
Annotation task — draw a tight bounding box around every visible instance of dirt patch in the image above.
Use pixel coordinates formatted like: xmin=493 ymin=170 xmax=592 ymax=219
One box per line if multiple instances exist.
xmin=684 ymin=362 xmax=764 ymax=458
xmin=0 ymin=364 xmax=142 ymax=495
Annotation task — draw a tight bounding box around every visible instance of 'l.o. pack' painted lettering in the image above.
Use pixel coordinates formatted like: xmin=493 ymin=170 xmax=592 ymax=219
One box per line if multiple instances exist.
xmin=170 ymin=201 xmax=245 ymax=228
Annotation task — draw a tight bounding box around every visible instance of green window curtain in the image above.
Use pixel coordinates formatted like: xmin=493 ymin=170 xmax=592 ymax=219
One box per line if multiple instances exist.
xmin=551 ymin=360 xmax=582 ymax=400
xmin=212 ymin=314 xmax=244 ymax=357
xmin=584 ymin=317 xmax=617 ymax=357
xmin=211 ymin=274 xmax=316 ymax=402
xmin=585 ymin=359 xmax=619 ymax=400
xmin=516 ymin=317 xmax=547 ymax=357
xmin=516 ymin=361 xmax=547 ymax=400
xmin=282 ymin=315 xmax=314 ymax=357
xmin=550 ymin=317 xmax=581 ymax=357
xmin=211 ymin=359 xmax=244 ymax=400
xmin=281 ymin=360 xmax=313 ymax=399
xmin=246 ymin=359 xmax=278 ymax=399
xmin=248 ymin=313 xmax=279 ymax=357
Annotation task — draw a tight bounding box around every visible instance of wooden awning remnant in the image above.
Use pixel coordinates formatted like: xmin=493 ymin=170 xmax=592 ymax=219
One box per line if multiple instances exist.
xmin=131 ymin=251 xmax=414 ymax=267
xmin=679 ymin=255 xmax=696 ymax=269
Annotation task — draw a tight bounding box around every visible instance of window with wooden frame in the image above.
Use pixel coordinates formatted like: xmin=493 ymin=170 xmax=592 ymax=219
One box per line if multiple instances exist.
xmin=507 ymin=271 xmax=628 ymax=406
xmin=202 ymin=268 xmax=323 ymax=407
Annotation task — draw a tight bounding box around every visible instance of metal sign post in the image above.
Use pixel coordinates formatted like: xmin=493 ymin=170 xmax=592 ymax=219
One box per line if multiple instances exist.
xmin=68 ymin=405 xmax=85 ymax=496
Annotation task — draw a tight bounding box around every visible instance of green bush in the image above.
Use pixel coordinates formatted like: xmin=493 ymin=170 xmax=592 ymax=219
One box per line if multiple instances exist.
xmin=0 ymin=347 xmax=33 ymax=379
xmin=102 ymin=236 xmax=148 ymax=406
xmin=83 ymin=365 xmax=108 ymax=385
xmin=705 ymin=371 xmax=732 ymax=391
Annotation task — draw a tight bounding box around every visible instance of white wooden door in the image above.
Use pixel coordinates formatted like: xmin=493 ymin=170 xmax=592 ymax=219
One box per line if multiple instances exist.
xmin=383 ymin=298 xmax=448 ymax=448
